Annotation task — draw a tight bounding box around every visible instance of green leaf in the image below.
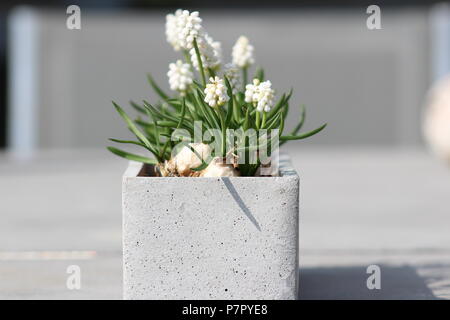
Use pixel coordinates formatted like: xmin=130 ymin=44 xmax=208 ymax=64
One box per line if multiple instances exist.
xmin=153 ymin=120 xmax=161 ymax=151
xmin=112 ymin=101 xmax=153 ymax=151
xmin=176 ymin=98 xmax=187 ymax=130
xmin=143 ymin=100 xmax=194 ymax=131
xmin=232 ymin=95 xmax=243 ymax=124
xmin=223 ymin=76 xmax=234 ymax=128
xmin=191 ymin=161 xmax=209 ymax=172
xmin=192 ymin=80 xmax=204 ymax=91
xmin=255 ymin=67 xmax=264 ymax=82
xmin=156 ymin=120 xmax=182 ymax=128
xmin=265 ymin=111 xmax=283 ymax=130
xmin=109 ymin=138 xmax=146 ymax=148
xmin=290 ymin=104 xmax=306 ymax=135
xmin=147 ymin=73 xmax=169 ymax=101
xmin=279 ymin=110 xmax=285 ymax=137
xmin=161 ymin=98 xmax=186 ymax=157
xmin=195 ymin=88 xmax=221 ymax=129
xmin=243 ymin=106 xmax=250 ymax=131
xmin=193 ymin=38 xmax=206 ymax=87
xmin=107 ymin=147 xmax=158 ymax=165
xmin=130 ymin=100 xmax=146 ymax=114
xmin=280 ymin=123 xmax=327 ymax=141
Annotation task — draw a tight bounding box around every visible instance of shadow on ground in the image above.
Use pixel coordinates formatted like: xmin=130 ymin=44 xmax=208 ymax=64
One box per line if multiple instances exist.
xmin=298 ymin=265 xmax=439 ymax=300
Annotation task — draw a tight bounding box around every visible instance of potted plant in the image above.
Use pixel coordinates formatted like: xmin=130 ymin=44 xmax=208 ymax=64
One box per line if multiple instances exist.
xmin=108 ymin=9 xmax=326 ymax=300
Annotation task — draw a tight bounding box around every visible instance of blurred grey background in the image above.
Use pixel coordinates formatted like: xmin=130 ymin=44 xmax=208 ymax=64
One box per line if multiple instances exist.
xmin=2 ymin=2 xmax=449 ymax=151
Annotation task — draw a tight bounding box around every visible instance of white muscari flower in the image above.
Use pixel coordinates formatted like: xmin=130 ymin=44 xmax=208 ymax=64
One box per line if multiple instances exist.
xmin=223 ymin=63 xmax=242 ymax=94
xmin=244 ymin=79 xmax=258 ymax=104
xmin=190 ymin=34 xmax=222 ymax=71
xmin=204 ymin=76 xmax=229 ymax=107
xmin=165 ymin=11 xmax=180 ymax=51
xmin=165 ymin=9 xmax=203 ymax=51
xmin=167 ymin=60 xmax=193 ymax=95
xmin=232 ymin=36 xmax=255 ymax=68
xmin=245 ymin=79 xmax=275 ymax=112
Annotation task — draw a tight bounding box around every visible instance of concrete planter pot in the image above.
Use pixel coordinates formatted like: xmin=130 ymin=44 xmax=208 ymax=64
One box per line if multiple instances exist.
xmin=122 ymin=155 xmax=299 ymax=300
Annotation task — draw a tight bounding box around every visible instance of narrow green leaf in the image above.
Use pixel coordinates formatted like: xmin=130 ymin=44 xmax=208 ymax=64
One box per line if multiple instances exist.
xmin=109 ymin=138 xmax=146 ymax=148
xmin=280 ymin=123 xmax=327 ymax=141
xmin=153 ymin=120 xmax=161 ymax=151
xmin=112 ymin=101 xmax=153 ymax=151
xmin=243 ymin=107 xmax=250 ymax=131
xmin=223 ymin=76 xmax=234 ymax=128
xmin=191 ymin=161 xmax=209 ymax=172
xmin=193 ymin=38 xmax=206 ymax=87
xmin=147 ymin=73 xmax=169 ymax=100
xmin=195 ymin=89 xmax=220 ymax=129
xmin=266 ymin=93 xmax=286 ymax=119
xmin=265 ymin=111 xmax=283 ymax=130
xmin=107 ymin=147 xmax=158 ymax=165
xmin=279 ymin=110 xmax=285 ymax=137
xmin=291 ymin=104 xmax=306 ymax=135
xmin=232 ymin=95 xmax=243 ymax=123
xmin=143 ymin=100 xmax=193 ymax=131
xmin=130 ymin=100 xmax=146 ymax=114
xmin=255 ymin=67 xmax=264 ymax=82
xmin=176 ymin=98 xmax=187 ymax=130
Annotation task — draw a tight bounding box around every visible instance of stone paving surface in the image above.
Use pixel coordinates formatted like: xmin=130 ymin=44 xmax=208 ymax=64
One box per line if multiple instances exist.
xmin=1 ymin=147 xmax=449 ymax=299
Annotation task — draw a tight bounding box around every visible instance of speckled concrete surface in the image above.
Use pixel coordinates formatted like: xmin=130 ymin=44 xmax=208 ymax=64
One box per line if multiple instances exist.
xmin=122 ymin=156 xmax=299 ymax=299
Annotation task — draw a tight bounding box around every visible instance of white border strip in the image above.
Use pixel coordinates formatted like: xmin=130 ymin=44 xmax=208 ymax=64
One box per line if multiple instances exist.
xmin=0 ymin=251 xmax=97 ymax=261
xmin=8 ymin=7 xmax=39 ymax=152
xmin=430 ymin=3 xmax=450 ymax=81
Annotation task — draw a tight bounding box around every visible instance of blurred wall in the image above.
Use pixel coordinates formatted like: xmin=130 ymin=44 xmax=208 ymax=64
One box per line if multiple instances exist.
xmin=8 ymin=7 xmax=432 ymax=150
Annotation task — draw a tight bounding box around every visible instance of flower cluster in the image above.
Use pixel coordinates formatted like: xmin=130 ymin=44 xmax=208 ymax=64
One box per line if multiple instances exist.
xmin=167 ymin=60 xmax=193 ymax=95
xmin=204 ymin=77 xmax=229 ymax=107
xmin=245 ymin=79 xmax=275 ymax=112
xmin=190 ymin=34 xmax=222 ymax=71
xmin=232 ymin=36 xmax=254 ymax=68
xmin=109 ymin=9 xmax=326 ymax=177
xmin=165 ymin=10 xmax=203 ymax=51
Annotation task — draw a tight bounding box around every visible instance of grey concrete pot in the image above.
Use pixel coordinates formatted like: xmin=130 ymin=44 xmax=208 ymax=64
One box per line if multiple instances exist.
xmin=122 ymin=155 xmax=299 ymax=299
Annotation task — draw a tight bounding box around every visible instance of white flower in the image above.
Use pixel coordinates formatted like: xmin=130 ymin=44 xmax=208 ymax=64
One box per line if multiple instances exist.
xmin=167 ymin=60 xmax=193 ymax=95
xmin=204 ymin=76 xmax=229 ymax=107
xmin=232 ymin=36 xmax=255 ymax=68
xmin=245 ymin=79 xmax=275 ymax=112
xmin=165 ymin=9 xmax=203 ymax=51
xmin=165 ymin=11 xmax=181 ymax=51
xmin=223 ymin=63 xmax=242 ymax=94
xmin=190 ymin=34 xmax=222 ymax=71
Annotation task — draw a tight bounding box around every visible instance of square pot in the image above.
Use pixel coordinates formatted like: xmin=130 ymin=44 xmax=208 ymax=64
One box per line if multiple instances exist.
xmin=122 ymin=154 xmax=299 ymax=299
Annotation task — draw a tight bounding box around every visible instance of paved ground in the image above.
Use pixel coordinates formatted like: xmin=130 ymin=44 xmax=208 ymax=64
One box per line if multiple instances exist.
xmin=1 ymin=147 xmax=450 ymax=299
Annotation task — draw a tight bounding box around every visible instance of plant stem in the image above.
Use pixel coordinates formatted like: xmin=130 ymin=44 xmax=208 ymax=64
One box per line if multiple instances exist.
xmin=255 ymin=110 xmax=261 ymax=129
xmin=208 ymin=68 xmax=216 ymax=78
xmin=261 ymin=111 xmax=267 ymax=129
xmin=217 ymin=107 xmax=227 ymax=157
xmin=183 ymin=50 xmax=194 ymax=72
xmin=232 ymin=95 xmax=241 ymax=123
xmin=193 ymin=38 xmax=206 ymax=87
xmin=242 ymin=67 xmax=248 ymax=90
